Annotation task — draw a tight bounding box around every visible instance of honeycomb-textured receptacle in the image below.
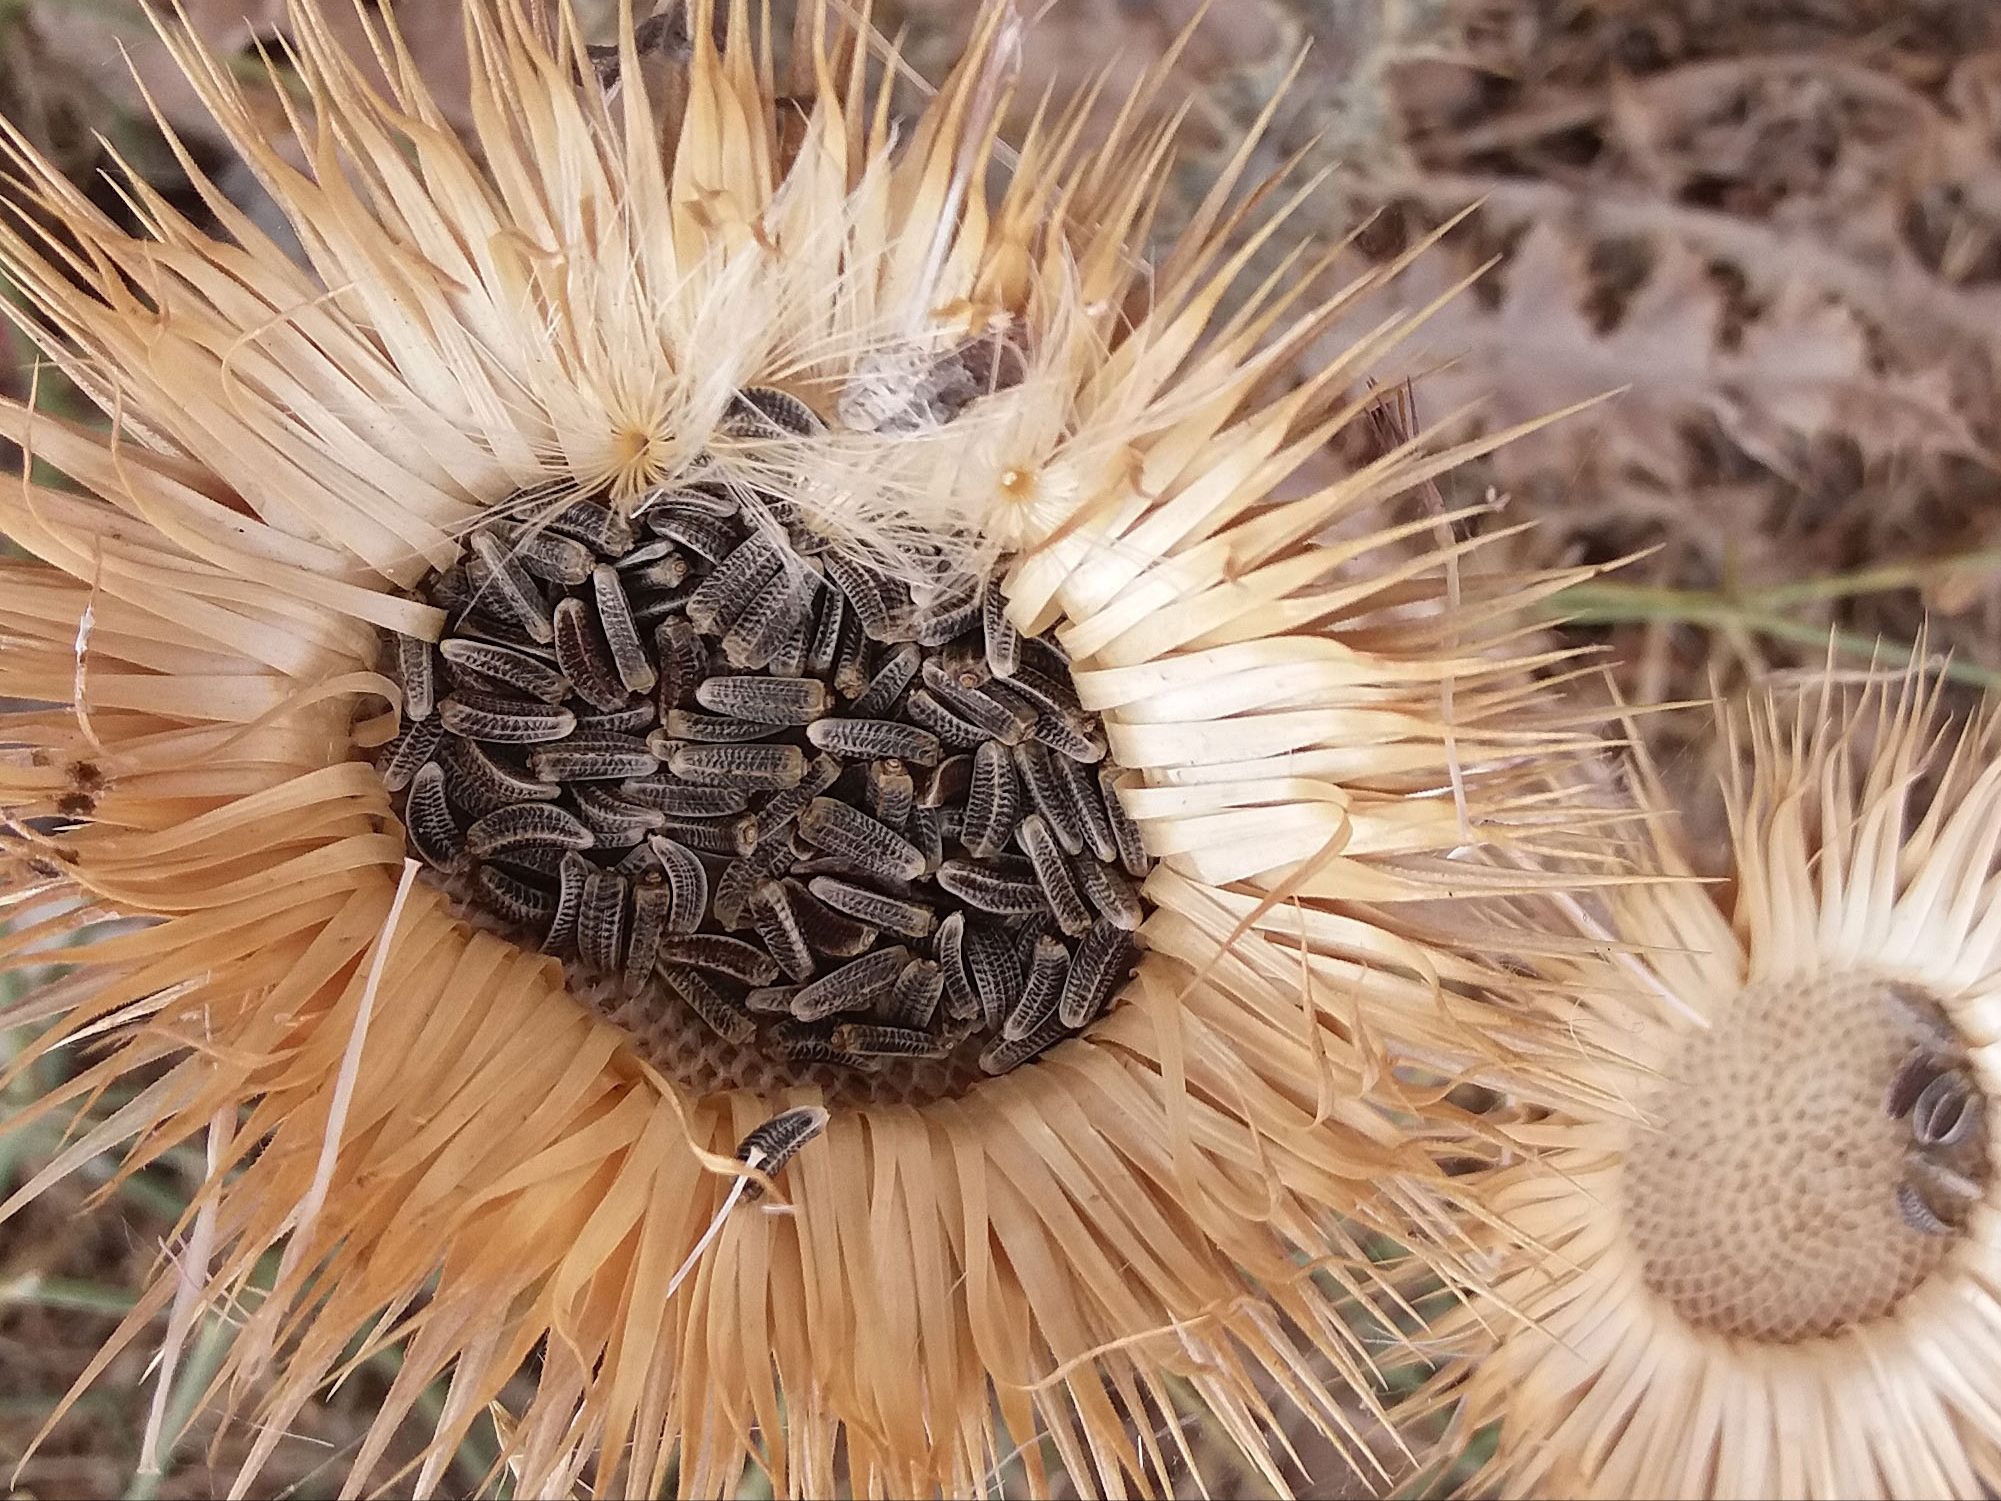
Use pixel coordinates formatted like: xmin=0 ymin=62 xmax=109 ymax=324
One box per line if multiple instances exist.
xmin=1621 ymin=971 xmax=1970 ymax=1342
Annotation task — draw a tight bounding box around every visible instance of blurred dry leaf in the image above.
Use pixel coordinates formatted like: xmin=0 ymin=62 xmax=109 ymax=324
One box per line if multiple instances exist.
xmin=1374 ymin=223 xmax=1977 ymax=491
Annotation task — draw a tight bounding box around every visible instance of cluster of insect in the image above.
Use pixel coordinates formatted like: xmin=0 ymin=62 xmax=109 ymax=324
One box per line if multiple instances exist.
xmin=377 ymin=390 xmax=1147 ymax=1086
xmin=1885 ymin=983 xmax=1990 ymax=1235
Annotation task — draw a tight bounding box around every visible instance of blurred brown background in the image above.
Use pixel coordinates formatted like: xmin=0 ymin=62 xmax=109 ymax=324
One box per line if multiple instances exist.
xmin=4 ymin=0 xmax=2001 ymax=1495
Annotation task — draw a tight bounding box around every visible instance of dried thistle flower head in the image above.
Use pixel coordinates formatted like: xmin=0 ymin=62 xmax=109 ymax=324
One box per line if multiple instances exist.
xmin=1408 ymin=666 xmax=2001 ymax=1499
xmin=0 ymin=2 xmax=1596 ymax=1495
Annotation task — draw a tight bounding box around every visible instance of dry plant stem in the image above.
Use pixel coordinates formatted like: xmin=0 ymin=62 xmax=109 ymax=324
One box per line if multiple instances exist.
xmin=1548 ymin=579 xmax=2001 ymax=691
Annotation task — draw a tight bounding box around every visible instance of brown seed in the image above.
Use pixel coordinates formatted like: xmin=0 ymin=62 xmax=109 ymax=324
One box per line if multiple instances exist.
xmin=544 ymin=850 xmax=594 ymax=954
xmin=552 ymin=595 xmax=630 ymax=713
xmin=912 ymin=582 xmax=982 ymax=650
xmin=921 ymin=658 xmax=1036 ymax=743
xmin=621 ymin=777 xmax=749 ymax=817
xmin=644 ymin=835 xmax=710 ymax=934
xmin=1016 ymin=741 xmax=1087 ymax=856
xmin=848 ymin=642 xmax=922 ymax=717
xmin=654 ymin=617 xmax=708 ymax=712
xmin=905 ymin=689 xmax=988 ymax=749
xmin=668 ymin=743 xmax=808 ymax=789
xmin=624 ymin=881 xmax=673 ymax=993
xmin=397 ymin=635 xmax=438 ymax=721
xmin=577 ymin=867 xmax=629 ymax=976
xmin=935 ymin=859 xmax=1045 ymax=916
xmin=1075 ymin=857 xmax=1145 ymax=930
xmin=468 ymin=529 xmax=555 ymax=643
xmin=438 ymin=736 xmax=561 ymax=814
xmin=978 ymin=1019 xmax=1068 ymax=1076
xmin=439 ymin=636 xmax=572 ymax=704
xmin=724 ymin=386 xmax=823 ymax=438
xmin=541 ymin=498 xmax=635 ymax=556
xmin=405 ymin=762 xmax=466 ymax=872
xmin=962 ymin=741 xmax=1021 ymax=858
xmin=529 ymin=734 xmax=660 ymax=782
xmin=918 ymin=754 xmax=974 ymax=809
xmin=797 ymin=797 xmax=925 ymax=882
xmin=1032 ymin=710 xmax=1108 ymax=764
xmin=785 ymin=879 xmax=880 ymax=957
xmin=806 ymin=717 xmax=941 ymax=765
xmin=962 ymin=921 xmax=1023 ymax=1031
xmin=1912 ymin=1073 xmax=1981 ymax=1147
xmin=569 ymin=784 xmax=667 ymax=843
xmin=644 ymin=508 xmax=737 ymax=561
xmin=379 ymin=715 xmax=444 ymax=793
xmin=1001 ymin=935 xmax=1071 ymax=1042
xmin=790 ymin=945 xmax=912 ymax=1022
xmin=656 ymin=934 xmax=781 ymax=986
xmin=686 ymin=534 xmax=782 ymax=635
xmin=805 ymin=589 xmax=848 ymax=677
xmin=1059 ymin=919 xmax=1132 ymax=1029
xmin=1100 ymin=765 xmax=1148 ymax=878
xmin=981 ymin=578 xmax=1020 ymax=679
xmin=1018 ymin=814 xmax=1093 ymax=936
xmin=591 ymin=564 xmax=657 ymax=694
xmin=653 ymin=814 xmax=756 ymax=856
xmin=823 ymin=551 xmax=895 ymax=640
xmin=935 ymin=911 xmax=980 ymax=1023
xmin=473 ymin=863 xmax=558 ymax=927
xmin=747 ymin=755 xmax=844 ymax=848
xmin=805 ymin=876 xmax=937 ymax=938
xmin=656 ymin=710 xmax=786 ymax=745
xmin=723 ymin=568 xmax=816 ymax=670
xmin=887 ymin=958 xmax=944 ymax=1030
xmin=663 ymin=964 xmax=756 ymax=1045
xmin=507 ymin=526 xmax=595 ymax=585
xmin=732 ymin=1103 xmax=831 ymax=1201
xmin=829 ymin=1022 xmax=948 ymax=1058
xmin=749 ymin=881 xmax=818 ymax=982
xmin=866 ymin=761 xmax=915 ymax=832
xmin=1898 ymin=1178 xmax=1956 ymax=1236
xmin=467 ymin=801 xmax=595 ymax=857
xmin=439 ymin=689 xmax=577 ymax=744
xmin=575 ymin=701 xmax=658 ymax=735
xmin=697 ymin=675 xmax=831 ymax=725
xmin=1054 ymin=752 xmax=1117 ymax=862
